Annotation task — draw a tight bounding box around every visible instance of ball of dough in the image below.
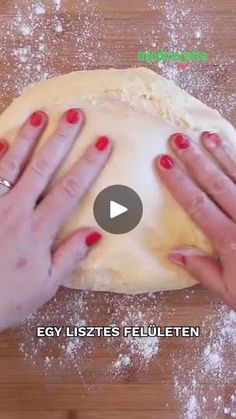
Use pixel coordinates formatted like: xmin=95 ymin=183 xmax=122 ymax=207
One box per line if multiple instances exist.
xmin=0 ymin=68 xmax=235 ymax=293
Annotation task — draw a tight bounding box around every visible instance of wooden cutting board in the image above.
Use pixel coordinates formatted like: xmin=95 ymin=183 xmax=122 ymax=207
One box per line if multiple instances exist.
xmin=0 ymin=1 xmax=235 ymax=418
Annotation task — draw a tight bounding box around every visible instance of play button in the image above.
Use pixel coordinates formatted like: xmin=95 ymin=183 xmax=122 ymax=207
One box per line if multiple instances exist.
xmin=110 ymin=201 xmax=128 ymax=219
xmin=93 ymin=185 xmax=143 ymax=234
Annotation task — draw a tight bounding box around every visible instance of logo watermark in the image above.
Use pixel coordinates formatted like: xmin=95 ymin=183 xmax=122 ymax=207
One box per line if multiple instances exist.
xmin=138 ymin=50 xmax=207 ymax=68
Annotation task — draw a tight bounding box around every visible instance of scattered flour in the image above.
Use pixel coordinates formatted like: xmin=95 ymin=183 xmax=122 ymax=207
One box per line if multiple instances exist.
xmin=19 ymin=290 xmax=236 ymax=416
xmin=19 ymin=290 xmax=163 ymax=379
xmin=53 ymin=0 xmax=62 ymax=12
xmin=35 ymin=4 xmax=46 ymax=15
xmin=120 ymin=311 xmax=160 ymax=364
xmin=147 ymin=0 xmax=236 ymax=120
xmin=173 ymin=305 xmax=236 ymax=418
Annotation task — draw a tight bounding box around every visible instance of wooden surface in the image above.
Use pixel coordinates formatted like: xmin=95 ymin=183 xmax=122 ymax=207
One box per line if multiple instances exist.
xmin=0 ymin=1 xmax=235 ymax=418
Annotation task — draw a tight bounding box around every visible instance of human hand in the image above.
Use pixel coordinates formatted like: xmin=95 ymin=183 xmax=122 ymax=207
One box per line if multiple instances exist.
xmin=156 ymin=132 xmax=236 ymax=309
xmin=0 ymin=109 xmax=112 ymax=331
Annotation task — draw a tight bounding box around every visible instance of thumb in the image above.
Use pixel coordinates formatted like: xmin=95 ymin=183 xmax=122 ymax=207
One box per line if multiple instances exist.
xmin=51 ymin=228 xmax=102 ymax=284
xmin=169 ymin=246 xmax=224 ymax=296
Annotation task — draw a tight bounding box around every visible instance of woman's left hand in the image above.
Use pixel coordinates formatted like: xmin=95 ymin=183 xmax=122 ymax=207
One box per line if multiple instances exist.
xmin=156 ymin=131 xmax=236 ymax=309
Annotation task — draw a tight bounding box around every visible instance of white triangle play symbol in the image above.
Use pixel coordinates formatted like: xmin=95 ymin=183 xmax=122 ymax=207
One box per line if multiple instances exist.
xmin=110 ymin=201 xmax=128 ymax=219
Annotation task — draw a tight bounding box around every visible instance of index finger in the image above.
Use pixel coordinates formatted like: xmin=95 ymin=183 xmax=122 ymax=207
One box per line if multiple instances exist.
xmin=155 ymin=154 xmax=234 ymax=251
xmin=35 ymin=135 xmax=112 ymax=238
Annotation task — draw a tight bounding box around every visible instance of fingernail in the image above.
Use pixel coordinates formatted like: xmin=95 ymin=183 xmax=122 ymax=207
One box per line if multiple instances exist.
xmin=85 ymin=231 xmax=102 ymax=247
xmin=202 ymin=132 xmax=221 ymax=146
xmin=172 ymin=133 xmax=190 ymax=149
xmin=0 ymin=140 xmax=7 ymax=152
xmin=95 ymin=136 xmax=109 ymax=151
xmin=159 ymin=154 xmax=174 ymax=169
xmin=66 ymin=109 xmax=81 ymax=124
xmin=169 ymin=252 xmax=186 ymax=266
xmin=30 ymin=111 xmax=44 ymax=127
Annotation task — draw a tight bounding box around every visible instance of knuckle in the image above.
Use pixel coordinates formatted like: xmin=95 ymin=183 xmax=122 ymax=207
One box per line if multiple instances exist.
xmin=83 ymin=151 xmax=97 ymax=168
xmin=217 ymin=146 xmax=229 ymax=159
xmin=189 ymin=147 xmax=202 ymax=161
xmin=31 ymin=155 xmax=49 ymax=176
xmin=188 ymin=192 xmax=208 ymax=218
xmin=209 ymin=174 xmax=228 ymax=196
xmin=61 ymin=176 xmax=80 ymax=198
xmin=222 ymin=142 xmax=233 ymax=155
xmin=55 ymin=131 xmax=68 ymax=141
xmin=1 ymin=154 xmax=20 ymax=173
xmin=20 ymin=130 xmax=37 ymax=143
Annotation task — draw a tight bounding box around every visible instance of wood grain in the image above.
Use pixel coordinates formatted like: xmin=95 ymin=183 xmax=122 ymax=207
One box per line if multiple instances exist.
xmin=0 ymin=1 xmax=235 ymax=418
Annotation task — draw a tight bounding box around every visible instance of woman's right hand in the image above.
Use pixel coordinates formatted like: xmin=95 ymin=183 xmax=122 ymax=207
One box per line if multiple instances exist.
xmin=0 ymin=108 xmax=112 ymax=331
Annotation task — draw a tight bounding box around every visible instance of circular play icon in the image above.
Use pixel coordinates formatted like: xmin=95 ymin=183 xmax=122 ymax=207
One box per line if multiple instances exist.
xmin=93 ymin=185 xmax=143 ymax=234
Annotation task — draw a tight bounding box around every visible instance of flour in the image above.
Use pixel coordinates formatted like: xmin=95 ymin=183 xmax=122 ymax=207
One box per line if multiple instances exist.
xmin=173 ymin=304 xmax=236 ymax=418
xmin=13 ymin=47 xmax=31 ymax=63
xmin=0 ymin=0 xmax=103 ymax=105
xmin=53 ymin=0 xmax=62 ymax=12
xmin=54 ymin=21 xmax=63 ymax=33
xmin=19 ymin=291 xmax=163 ymax=379
xmin=120 ymin=311 xmax=160 ymax=364
xmin=35 ymin=4 xmax=46 ymax=15
xmin=19 ymin=24 xmax=32 ymax=36
xmin=194 ymin=29 xmax=202 ymax=40
xmin=18 ymin=290 xmax=236 ymax=416
xmin=111 ymin=354 xmax=132 ymax=377
xmin=147 ymin=0 xmax=236 ymax=120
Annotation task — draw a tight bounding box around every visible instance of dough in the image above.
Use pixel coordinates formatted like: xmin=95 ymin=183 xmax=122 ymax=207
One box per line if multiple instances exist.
xmin=0 ymin=68 xmax=235 ymax=293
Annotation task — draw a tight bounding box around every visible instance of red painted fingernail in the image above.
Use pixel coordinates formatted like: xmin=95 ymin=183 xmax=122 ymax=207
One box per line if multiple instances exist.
xmin=169 ymin=253 xmax=186 ymax=266
xmin=172 ymin=133 xmax=190 ymax=149
xmin=66 ymin=109 xmax=81 ymax=124
xmin=0 ymin=140 xmax=7 ymax=152
xmin=30 ymin=111 xmax=44 ymax=127
xmin=203 ymin=132 xmax=221 ymax=146
xmin=85 ymin=231 xmax=102 ymax=247
xmin=95 ymin=136 xmax=109 ymax=151
xmin=159 ymin=154 xmax=174 ymax=169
